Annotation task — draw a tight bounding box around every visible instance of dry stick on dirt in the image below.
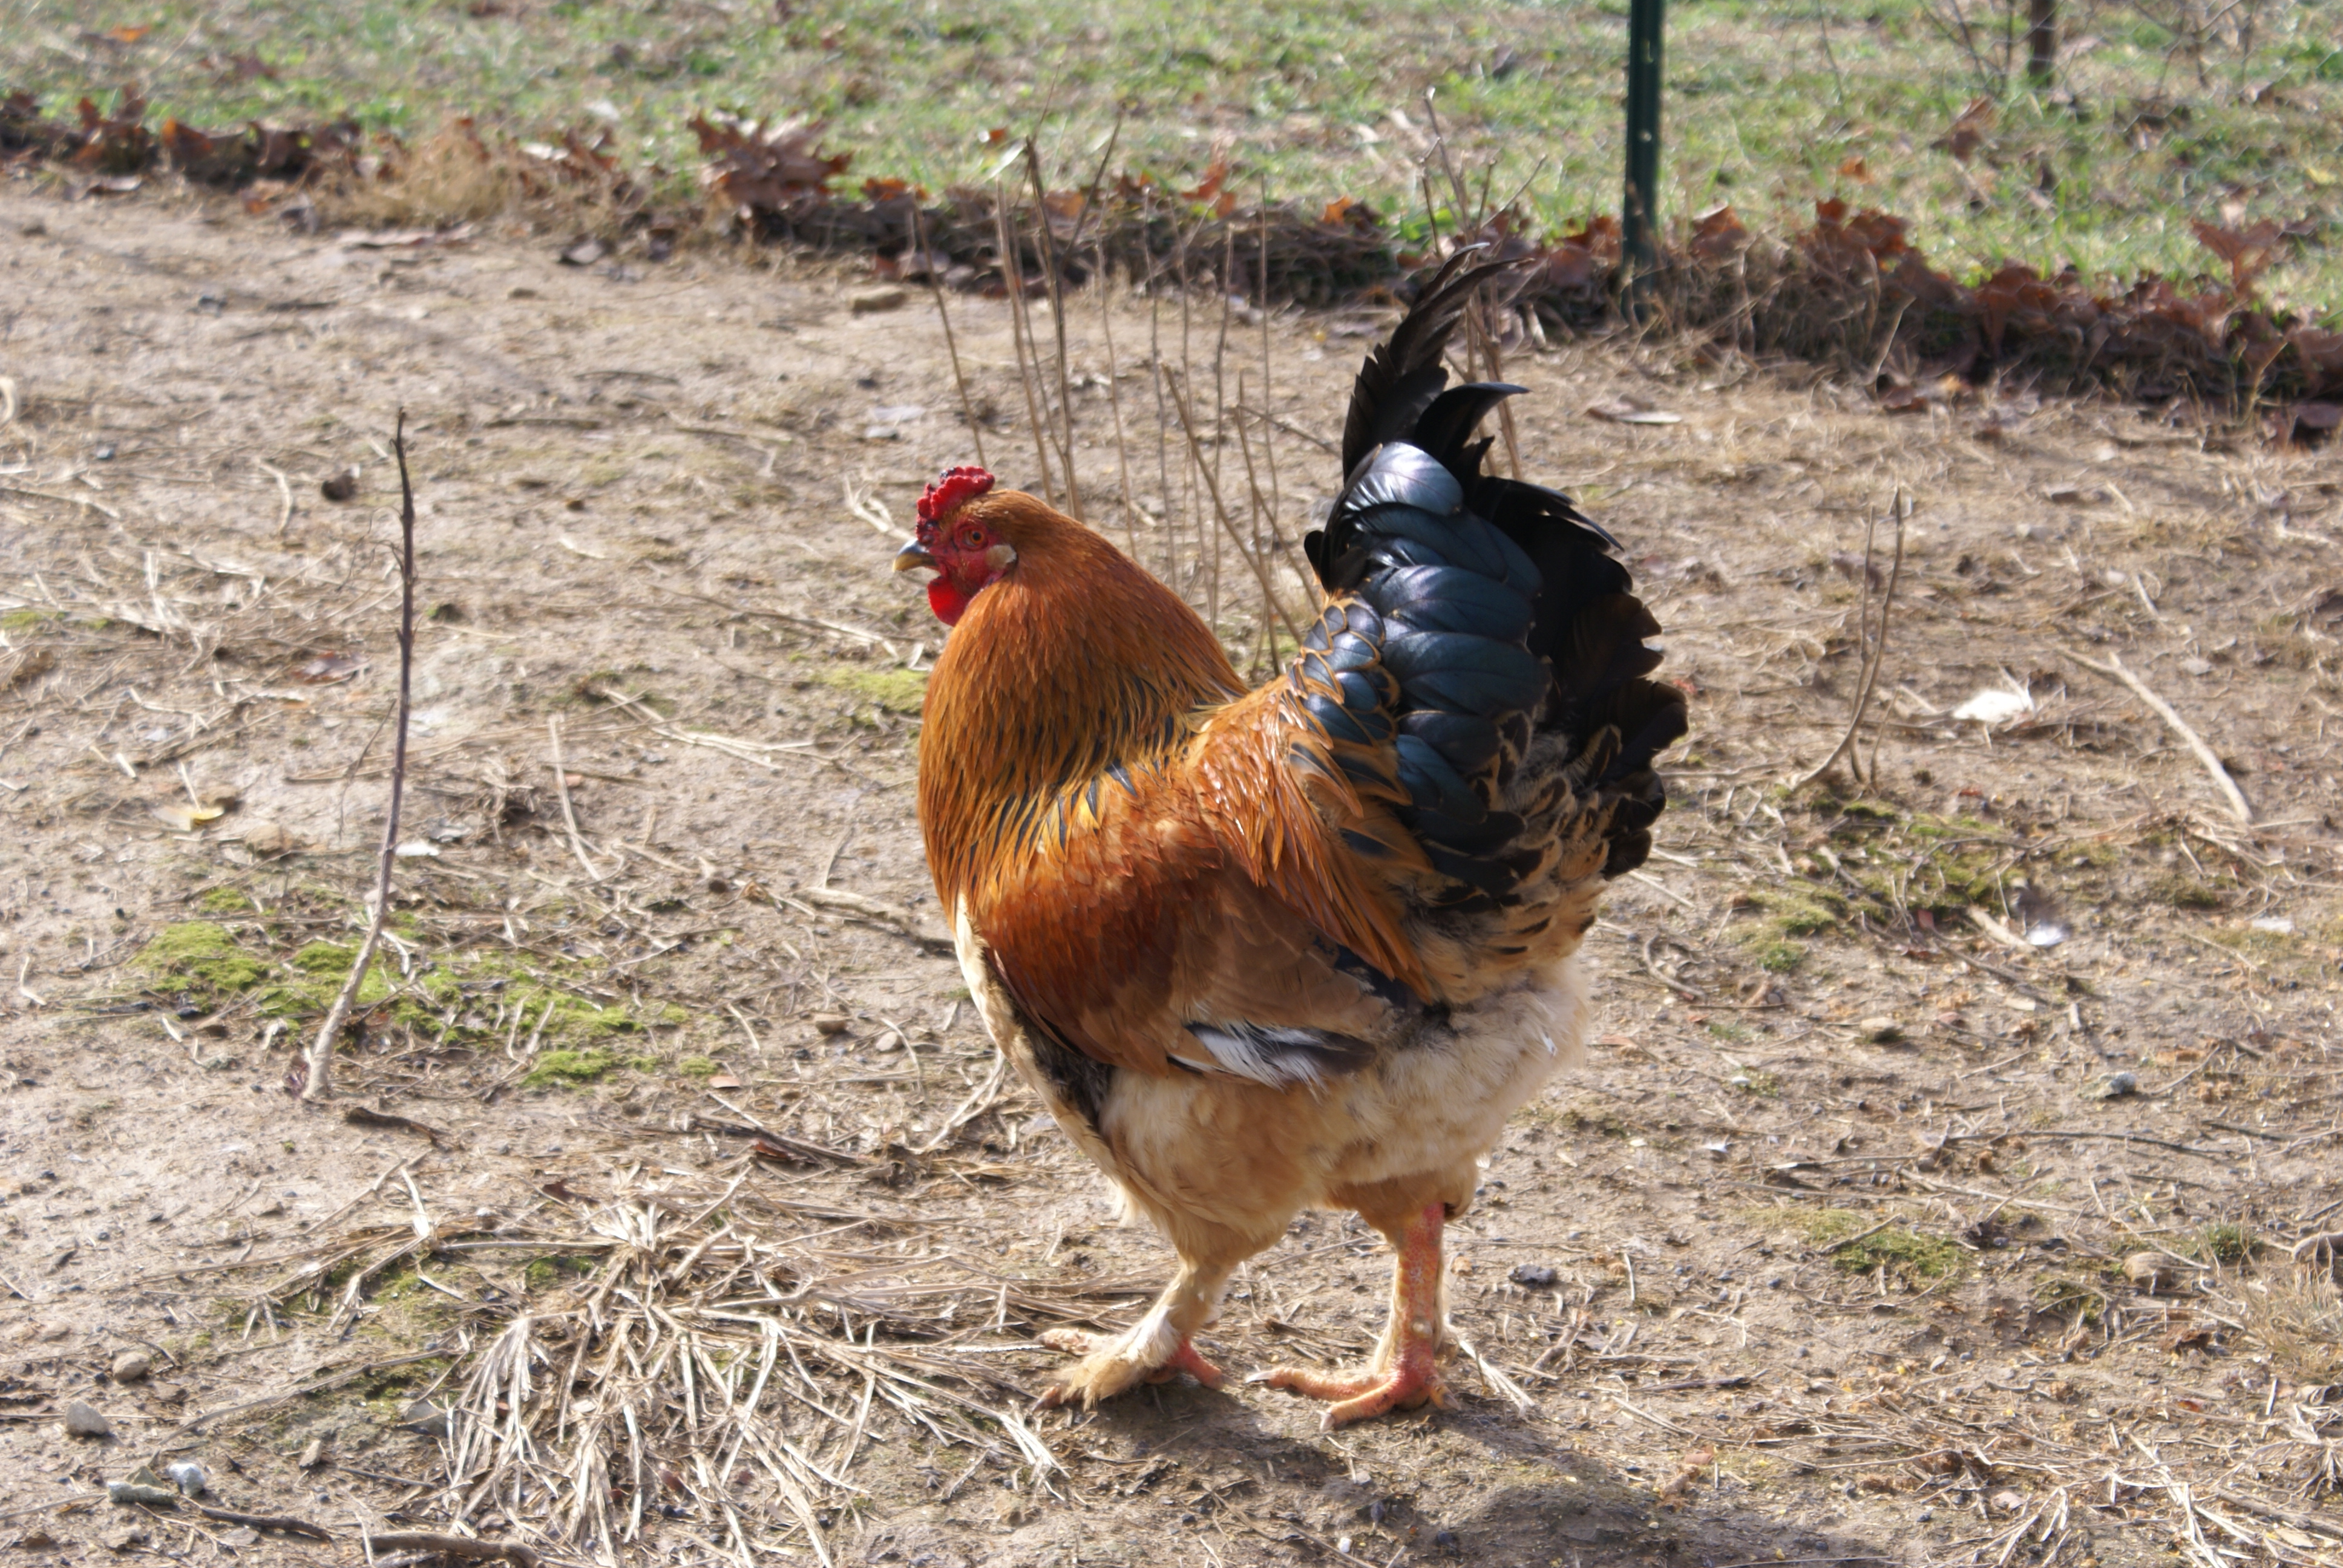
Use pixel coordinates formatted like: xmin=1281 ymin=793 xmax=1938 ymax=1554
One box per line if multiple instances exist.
xmin=1021 ymin=140 xmax=1082 ymax=520
xmin=298 ymin=411 xmax=418 ymax=1104
xmin=1097 ymin=262 xmax=1138 ymax=554
xmin=909 ymin=203 xmax=985 ymax=472
xmin=1797 ymin=488 xmax=1909 ymax=789
xmin=363 ymin=1532 xmax=537 ymax=1567
xmin=1162 ymin=369 xmax=1301 ymax=643
xmin=1144 ymin=191 xmax=1173 ymax=580
xmin=1040 ymin=119 xmax=1128 ymax=524
xmin=545 ymin=715 xmax=603 ymax=879
xmin=1255 ymin=183 xmax=1288 ymax=576
xmin=2066 ymin=649 xmax=2254 ymax=825
xmin=991 ymin=184 xmax=1055 ymax=505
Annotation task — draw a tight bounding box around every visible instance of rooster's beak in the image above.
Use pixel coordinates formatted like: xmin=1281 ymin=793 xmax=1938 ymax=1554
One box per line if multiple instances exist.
xmin=893 ymin=539 xmax=937 ymax=574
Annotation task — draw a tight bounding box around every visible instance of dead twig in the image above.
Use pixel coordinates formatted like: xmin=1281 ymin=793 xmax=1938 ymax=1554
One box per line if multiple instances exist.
xmin=2065 ymin=649 xmax=2253 ymax=825
xmin=343 ymin=1103 xmax=447 ymax=1146
xmin=993 ymin=178 xmax=1057 ymax=507
xmin=1023 ymin=139 xmax=1082 ymax=521
xmin=796 ymin=886 xmax=951 ymax=950
xmin=1798 ymin=488 xmax=1908 ymax=788
xmin=1161 ymin=368 xmax=1301 ymax=643
xmin=362 ymin=1532 xmax=537 ymax=1567
xmin=545 ymin=715 xmax=605 ymax=879
xmin=910 ymin=201 xmax=986 ymax=472
xmin=190 ymin=1504 xmax=333 ymax=1542
xmin=297 ymin=411 xmax=418 ymax=1103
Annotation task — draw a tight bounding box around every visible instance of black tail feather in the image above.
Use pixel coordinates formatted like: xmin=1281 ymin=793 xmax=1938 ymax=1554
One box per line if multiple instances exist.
xmin=1339 ymin=250 xmax=1533 ymax=478
xmin=1309 ymin=249 xmax=1686 ymax=899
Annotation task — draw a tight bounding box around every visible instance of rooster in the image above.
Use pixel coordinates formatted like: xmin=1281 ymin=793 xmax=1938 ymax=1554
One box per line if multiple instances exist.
xmin=893 ymin=253 xmax=1686 ymax=1427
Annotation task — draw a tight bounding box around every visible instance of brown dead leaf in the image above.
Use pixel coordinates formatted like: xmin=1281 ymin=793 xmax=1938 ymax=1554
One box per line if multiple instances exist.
xmin=1937 ymin=97 xmax=1996 ymax=162
xmin=1659 ymin=1446 xmax=1716 ymax=1499
xmin=1837 ymin=155 xmax=1873 ymax=183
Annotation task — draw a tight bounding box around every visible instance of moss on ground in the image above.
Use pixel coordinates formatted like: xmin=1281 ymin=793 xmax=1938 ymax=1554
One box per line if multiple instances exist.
xmin=2148 ymin=874 xmax=2226 ymax=909
xmin=134 ymin=921 xmax=686 ymax=1050
xmin=820 ymin=665 xmax=928 ymax=714
xmin=1764 ymin=1206 xmax=1968 ymax=1286
xmin=137 ymin=921 xmax=271 ymax=999
xmin=522 ymin=1255 xmax=600 ymax=1293
xmin=522 ymin=1050 xmax=618 ymax=1087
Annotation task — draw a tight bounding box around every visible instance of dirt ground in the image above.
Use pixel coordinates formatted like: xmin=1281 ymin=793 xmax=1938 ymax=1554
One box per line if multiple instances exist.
xmin=2 ymin=182 xmax=2341 ymax=1568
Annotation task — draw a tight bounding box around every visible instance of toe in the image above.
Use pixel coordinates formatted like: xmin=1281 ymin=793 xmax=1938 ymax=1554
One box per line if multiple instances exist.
xmin=1165 ymin=1339 xmax=1225 ymax=1389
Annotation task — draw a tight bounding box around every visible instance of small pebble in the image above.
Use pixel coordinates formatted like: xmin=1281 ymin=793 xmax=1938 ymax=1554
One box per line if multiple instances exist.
xmin=110 ymin=1350 xmax=152 ymax=1383
xmin=165 ymin=1460 xmax=206 ymax=1496
xmin=847 ymin=286 xmax=908 ymax=315
xmin=65 ymin=1401 xmax=113 ymax=1438
xmin=105 ymin=1481 xmax=174 ymax=1505
xmin=1509 ymin=1263 xmax=1559 ymax=1289
xmin=2088 ymin=1071 xmax=2139 ymax=1100
xmin=811 ymin=1013 xmax=851 ymax=1036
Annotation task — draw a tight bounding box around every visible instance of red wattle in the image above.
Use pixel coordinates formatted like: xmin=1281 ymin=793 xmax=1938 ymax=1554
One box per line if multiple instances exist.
xmin=926 ymin=577 xmax=968 ymax=625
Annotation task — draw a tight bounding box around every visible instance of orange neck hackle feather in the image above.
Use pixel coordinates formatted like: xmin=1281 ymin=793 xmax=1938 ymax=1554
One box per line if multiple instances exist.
xmin=916 ymin=491 xmax=1240 ymax=921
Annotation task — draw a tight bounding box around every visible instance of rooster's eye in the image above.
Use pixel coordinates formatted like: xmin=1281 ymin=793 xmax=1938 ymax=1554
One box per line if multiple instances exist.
xmin=960 ymin=528 xmax=985 ymax=550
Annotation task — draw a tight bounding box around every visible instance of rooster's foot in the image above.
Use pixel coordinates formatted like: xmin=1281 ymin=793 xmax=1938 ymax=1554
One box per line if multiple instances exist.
xmin=1035 ymin=1327 xmax=1224 ymax=1408
xmin=1254 ymin=1360 xmax=1447 ymax=1429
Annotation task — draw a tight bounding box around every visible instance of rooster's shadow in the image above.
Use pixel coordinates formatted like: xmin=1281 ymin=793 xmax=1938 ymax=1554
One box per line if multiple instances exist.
xmin=1055 ymin=1377 xmax=1893 ymax=1567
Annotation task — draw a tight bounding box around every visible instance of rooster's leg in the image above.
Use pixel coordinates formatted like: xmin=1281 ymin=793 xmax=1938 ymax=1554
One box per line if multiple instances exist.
xmin=1259 ymin=1201 xmax=1447 ymax=1429
xmin=1035 ymin=1255 xmax=1233 ymax=1408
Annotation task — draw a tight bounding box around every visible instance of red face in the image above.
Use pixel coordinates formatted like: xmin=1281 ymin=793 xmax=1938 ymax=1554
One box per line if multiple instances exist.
xmin=898 ymin=513 xmax=1016 ymax=626
xmin=893 ymin=466 xmax=1013 ymax=626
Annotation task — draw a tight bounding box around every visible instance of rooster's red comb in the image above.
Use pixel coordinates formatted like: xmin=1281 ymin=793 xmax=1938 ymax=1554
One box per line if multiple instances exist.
xmin=917 ymin=465 xmax=994 ymax=523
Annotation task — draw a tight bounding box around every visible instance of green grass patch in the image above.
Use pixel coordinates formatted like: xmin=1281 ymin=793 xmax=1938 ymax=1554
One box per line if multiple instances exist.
xmin=2 ymin=0 xmax=2335 ymax=307
xmin=196 ymin=886 xmax=258 ymax=915
xmin=2193 ymin=1222 xmax=2255 ymax=1264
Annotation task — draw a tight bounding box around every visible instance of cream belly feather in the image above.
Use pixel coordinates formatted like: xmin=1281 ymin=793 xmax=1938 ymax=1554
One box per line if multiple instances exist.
xmin=954 ymin=900 xmax=1587 ymax=1251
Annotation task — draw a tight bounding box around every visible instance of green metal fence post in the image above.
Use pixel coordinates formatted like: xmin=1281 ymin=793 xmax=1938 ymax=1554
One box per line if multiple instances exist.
xmin=1623 ymin=0 xmax=1665 ymax=321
